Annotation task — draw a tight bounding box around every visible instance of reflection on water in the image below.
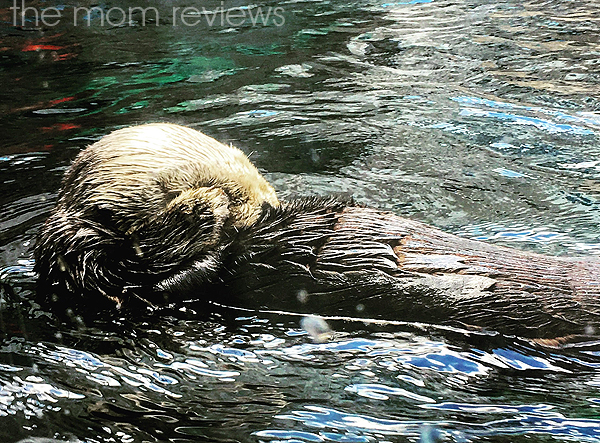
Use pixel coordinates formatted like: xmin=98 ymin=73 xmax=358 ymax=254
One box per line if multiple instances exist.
xmin=3 ymin=314 xmax=600 ymax=442
xmin=1 ymin=0 xmax=600 ymax=441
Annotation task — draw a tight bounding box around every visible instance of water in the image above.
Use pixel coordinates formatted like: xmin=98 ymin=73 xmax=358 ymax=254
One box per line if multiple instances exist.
xmin=1 ymin=0 xmax=600 ymax=441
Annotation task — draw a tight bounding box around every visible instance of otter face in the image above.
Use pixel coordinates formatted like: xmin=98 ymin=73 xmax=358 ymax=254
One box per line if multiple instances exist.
xmin=35 ymin=123 xmax=279 ymax=306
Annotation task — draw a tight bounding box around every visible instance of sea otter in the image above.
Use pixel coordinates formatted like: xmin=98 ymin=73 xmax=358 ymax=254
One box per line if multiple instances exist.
xmin=35 ymin=123 xmax=600 ymax=338
xmin=35 ymin=123 xmax=279 ymax=306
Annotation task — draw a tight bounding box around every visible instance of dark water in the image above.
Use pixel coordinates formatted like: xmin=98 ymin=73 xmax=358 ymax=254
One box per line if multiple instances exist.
xmin=1 ymin=0 xmax=600 ymax=441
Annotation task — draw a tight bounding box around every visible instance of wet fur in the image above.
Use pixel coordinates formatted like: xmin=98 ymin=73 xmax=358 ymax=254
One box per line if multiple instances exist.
xmin=35 ymin=123 xmax=280 ymax=306
xmin=35 ymin=123 xmax=600 ymax=337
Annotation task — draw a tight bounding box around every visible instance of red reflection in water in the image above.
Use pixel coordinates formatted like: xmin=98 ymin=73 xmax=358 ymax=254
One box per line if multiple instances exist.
xmin=22 ymin=44 xmax=64 ymax=52
xmin=41 ymin=122 xmax=81 ymax=132
xmin=48 ymin=96 xmax=75 ymax=106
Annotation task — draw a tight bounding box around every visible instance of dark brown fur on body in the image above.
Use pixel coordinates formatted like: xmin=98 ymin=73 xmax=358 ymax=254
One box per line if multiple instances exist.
xmin=35 ymin=123 xmax=600 ymax=337
xmin=227 ymin=203 xmax=600 ymax=338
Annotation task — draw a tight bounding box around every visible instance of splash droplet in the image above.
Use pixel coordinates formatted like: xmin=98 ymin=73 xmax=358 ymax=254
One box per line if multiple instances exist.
xmin=300 ymin=316 xmax=332 ymax=343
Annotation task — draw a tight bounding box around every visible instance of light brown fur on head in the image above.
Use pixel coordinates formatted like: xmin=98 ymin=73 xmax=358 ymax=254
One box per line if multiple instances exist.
xmin=66 ymin=123 xmax=279 ymax=231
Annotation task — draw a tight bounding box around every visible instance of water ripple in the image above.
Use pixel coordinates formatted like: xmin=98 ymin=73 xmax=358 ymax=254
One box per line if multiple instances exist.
xmin=267 ymin=405 xmax=600 ymax=441
xmin=345 ymin=383 xmax=435 ymax=402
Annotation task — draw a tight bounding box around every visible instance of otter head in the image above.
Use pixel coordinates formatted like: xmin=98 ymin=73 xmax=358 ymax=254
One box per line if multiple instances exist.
xmin=35 ymin=123 xmax=279 ymax=307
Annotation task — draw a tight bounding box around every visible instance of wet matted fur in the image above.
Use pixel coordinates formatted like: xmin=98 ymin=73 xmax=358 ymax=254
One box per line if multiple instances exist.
xmin=35 ymin=123 xmax=600 ymax=337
